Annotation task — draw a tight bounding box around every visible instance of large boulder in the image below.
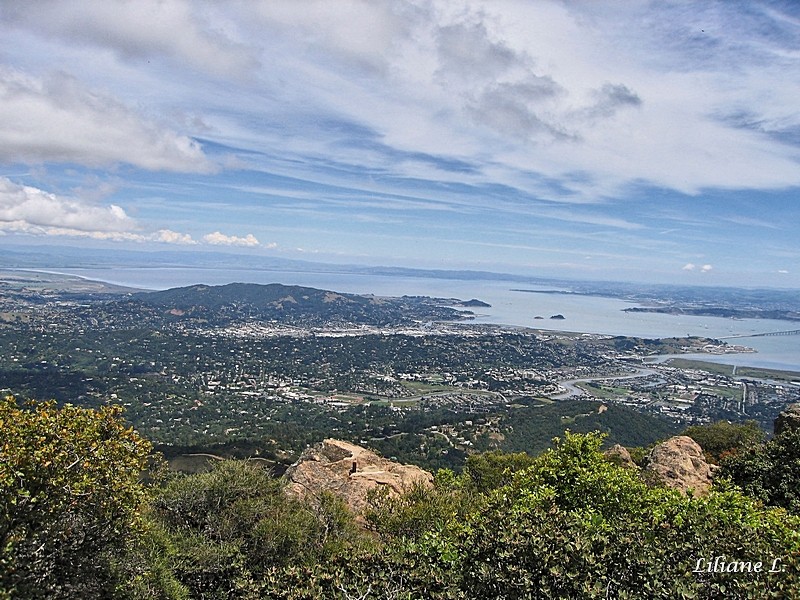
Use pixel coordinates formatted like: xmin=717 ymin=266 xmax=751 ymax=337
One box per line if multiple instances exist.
xmin=284 ymin=439 xmax=433 ymax=514
xmin=643 ymin=435 xmax=714 ymax=496
xmin=774 ymin=403 xmax=800 ymax=436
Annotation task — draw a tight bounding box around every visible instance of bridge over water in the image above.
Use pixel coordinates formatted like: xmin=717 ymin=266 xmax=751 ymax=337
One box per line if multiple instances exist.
xmin=720 ymin=329 xmax=800 ymax=340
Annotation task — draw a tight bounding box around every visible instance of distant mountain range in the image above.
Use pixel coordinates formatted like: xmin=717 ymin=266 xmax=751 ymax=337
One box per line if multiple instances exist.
xmin=0 ymin=244 xmax=531 ymax=284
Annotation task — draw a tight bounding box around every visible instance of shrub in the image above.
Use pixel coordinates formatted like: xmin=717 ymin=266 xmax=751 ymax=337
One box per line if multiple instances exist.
xmin=0 ymin=396 xmax=152 ymax=599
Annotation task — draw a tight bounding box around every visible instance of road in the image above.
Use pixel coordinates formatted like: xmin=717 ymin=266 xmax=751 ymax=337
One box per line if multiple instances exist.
xmin=552 ymin=365 xmax=660 ymax=399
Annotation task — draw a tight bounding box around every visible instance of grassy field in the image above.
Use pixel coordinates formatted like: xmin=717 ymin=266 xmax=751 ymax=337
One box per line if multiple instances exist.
xmin=400 ymin=380 xmax=457 ymax=394
xmin=576 ymin=382 xmax=632 ymax=400
xmin=666 ymin=358 xmax=800 ymax=382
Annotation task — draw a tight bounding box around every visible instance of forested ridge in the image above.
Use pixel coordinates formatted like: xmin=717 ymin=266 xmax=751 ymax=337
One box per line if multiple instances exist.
xmin=2 ymin=396 xmax=800 ymax=599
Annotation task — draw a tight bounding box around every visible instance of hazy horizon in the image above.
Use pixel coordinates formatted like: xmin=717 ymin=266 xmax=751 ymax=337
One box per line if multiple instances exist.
xmin=5 ymin=241 xmax=800 ymax=294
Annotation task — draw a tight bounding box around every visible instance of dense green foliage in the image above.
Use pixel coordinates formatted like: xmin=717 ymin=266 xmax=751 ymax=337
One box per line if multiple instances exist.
xmin=719 ymin=427 xmax=800 ymax=514
xmin=462 ymin=449 xmax=538 ymax=493
xmin=0 ymin=397 xmax=152 ymax=599
xmin=4 ymin=398 xmax=799 ymax=599
xmin=141 ymin=433 xmax=800 ymax=599
xmin=683 ymin=420 xmax=765 ymax=462
xmin=491 ymin=399 xmax=679 ymax=454
xmin=446 ymin=433 xmax=799 ymax=599
xmin=134 ymin=461 xmax=370 ymax=599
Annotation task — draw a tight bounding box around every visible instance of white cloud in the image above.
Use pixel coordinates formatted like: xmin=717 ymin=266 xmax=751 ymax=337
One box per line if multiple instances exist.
xmin=0 ymin=177 xmax=197 ymax=245
xmin=203 ymin=231 xmax=260 ymax=247
xmin=0 ymin=69 xmax=212 ymax=172
xmin=231 ymin=0 xmax=800 ymax=199
xmin=155 ymin=229 xmax=196 ymax=245
xmin=242 ymin=0 xmax=414 ymax=74
xmin=0 ymin=176 xmax=135 ymax=232
xmin=0 ymin=223 xmax=195 ymax=245
xmin=4 ymin=1 xmax=800 ymax=203
xmin=2 ymin=0 xmax=257 ymax=78
xmin=1 ymin=1 xmax=799 ymax=287
xmin=682 ymin=263 xmax=713 ymax=273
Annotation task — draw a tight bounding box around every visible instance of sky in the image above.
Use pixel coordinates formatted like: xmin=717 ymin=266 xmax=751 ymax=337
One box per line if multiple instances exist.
xmin=0 ymin=0 xmax=799 ymax=288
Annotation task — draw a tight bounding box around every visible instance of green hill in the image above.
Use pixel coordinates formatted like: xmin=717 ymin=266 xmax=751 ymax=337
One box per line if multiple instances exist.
xmin=135 ymin=282 xmax=480 ymax=325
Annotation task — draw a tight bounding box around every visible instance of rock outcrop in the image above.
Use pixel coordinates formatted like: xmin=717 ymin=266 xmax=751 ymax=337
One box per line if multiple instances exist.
xmin=774 ymin=403 xmax=800 ymax=436
xmin=284 ymin=439 xmax=433 ymax=514
xmin=643 ymin=435 xmax=714 ymax=496
xmin=604 ymin=444 xmax=637 ymax=469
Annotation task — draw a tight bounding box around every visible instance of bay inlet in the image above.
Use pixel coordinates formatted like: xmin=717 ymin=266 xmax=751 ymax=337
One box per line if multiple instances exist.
xmin=54 ymin=267 xmax=800 ymax=372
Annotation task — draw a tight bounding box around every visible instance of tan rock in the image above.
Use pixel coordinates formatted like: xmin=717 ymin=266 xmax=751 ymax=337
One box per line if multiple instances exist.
xmin=644 ymin=435 xmax=714 ymax=496
xmin=604 ymin=444 xmax=637 ymax=469
xmin=284 ymin=439 xmax=433 ymax=514
xmin=774 ymin=403 xmax=800 ymax=436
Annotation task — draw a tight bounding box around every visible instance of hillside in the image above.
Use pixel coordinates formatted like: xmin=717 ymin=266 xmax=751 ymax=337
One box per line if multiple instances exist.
xmin=137 ymin=282 xmax=368 ymax=311
xmin=134 ymin=282 xmax=483 ymax=325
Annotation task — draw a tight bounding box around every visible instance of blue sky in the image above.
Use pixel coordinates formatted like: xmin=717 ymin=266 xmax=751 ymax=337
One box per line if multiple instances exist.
xmin=0 ymin=0 xmax=799 ymax=287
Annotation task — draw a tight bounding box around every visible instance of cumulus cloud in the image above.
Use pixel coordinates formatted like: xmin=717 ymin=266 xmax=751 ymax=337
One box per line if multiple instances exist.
xmin=683 ymin=263 xmax=714 ymax=273
xmin=468 ymin=78 xmax=573 ymax=141
xmin=435 ymin=21 xmax=520 ymax=83
xmin=0 ymin=177 xmax=196 ymax=244
xmin=0 ymin=69 xmax=212 ymax=172
xmin=432 ymin=17 xmax=578 ymax=143
xmin=203 ymin=231 xmax=260 ymax=247
xmin=0 ymin=176 xmax=135 ymax=232
xmin=256 ymin=0 xmax=800 ymax=196
xmin=155 ymin=229 xmax=196 ymax=245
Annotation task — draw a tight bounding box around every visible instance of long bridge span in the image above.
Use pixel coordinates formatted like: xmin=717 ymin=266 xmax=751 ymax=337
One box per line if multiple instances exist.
xmin=720 ymin=329 xmax=800 ymax=340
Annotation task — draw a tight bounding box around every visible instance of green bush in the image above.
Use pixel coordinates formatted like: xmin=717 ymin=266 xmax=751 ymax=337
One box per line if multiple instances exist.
xmin=463 ymin=449 xmax=537 ymax=493
xmin=447 ymin=432 xmax=800 ymax=599
xmin=719 ymin=427 xmax=800 ymax=514
xmin=148 ymin=460 xmax=370 ymax=598
xmin=683 ymin=420 xmax=765 ymax=463
xmin=0 ymin=396 xmax=152 ymax=599
xmin=6 ymin=403 xmax=798 ymax=600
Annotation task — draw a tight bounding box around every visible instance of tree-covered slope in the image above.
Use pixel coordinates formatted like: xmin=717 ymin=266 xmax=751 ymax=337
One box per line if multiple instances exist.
xmin=133 ymin=282 xmax=479 ymax=324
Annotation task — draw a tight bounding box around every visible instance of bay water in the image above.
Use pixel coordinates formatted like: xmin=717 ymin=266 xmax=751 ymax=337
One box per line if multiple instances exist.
xmin=53 ymin=267 xmax=799 ymax=372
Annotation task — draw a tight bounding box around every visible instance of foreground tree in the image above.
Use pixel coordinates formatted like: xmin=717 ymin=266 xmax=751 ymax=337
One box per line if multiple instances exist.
xmin=148 ymin=460 xmax=371 ymax=599
xmin=719 ymin=426 xmax=800 ymax=514
xmin=683 ymin=420 xmax=765 ymax=463
xmin=0 ymin=396 xmax=152 ymax=599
